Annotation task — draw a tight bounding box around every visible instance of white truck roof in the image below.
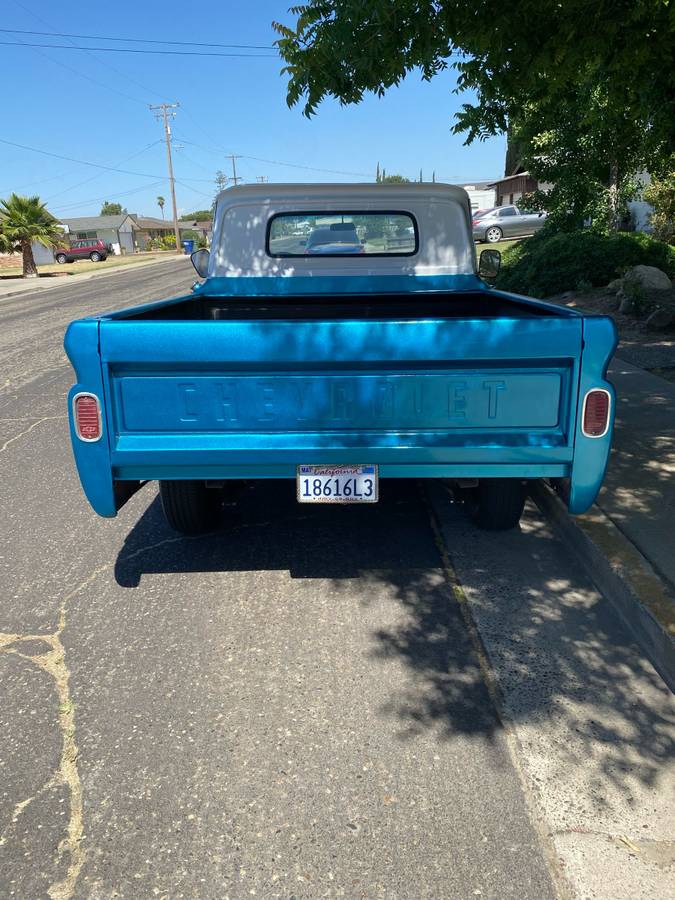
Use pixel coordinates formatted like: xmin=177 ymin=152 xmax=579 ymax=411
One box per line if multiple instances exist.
xmin=209 ymin=182 xmax=476 ymax=279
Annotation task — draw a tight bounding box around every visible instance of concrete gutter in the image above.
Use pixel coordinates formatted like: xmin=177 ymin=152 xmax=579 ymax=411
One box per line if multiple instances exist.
xmin=0 ymin=253 xmax=189 ymax=301
xmin=531 ymin=481 xmax=675 ymax=692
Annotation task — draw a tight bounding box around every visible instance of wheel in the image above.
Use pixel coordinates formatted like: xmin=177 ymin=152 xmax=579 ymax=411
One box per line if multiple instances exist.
xmin=89 ymin=251 xmax=102 ymax=262
xmin=55 ymin=253 xmax=67 ymax=264
xmin=485 ymin=226 xmax=503 ymax=243
xmin=469 ymin=479 xmax=526 ymax=530
xmin=159 ymin=480 xmax=222 ymax=534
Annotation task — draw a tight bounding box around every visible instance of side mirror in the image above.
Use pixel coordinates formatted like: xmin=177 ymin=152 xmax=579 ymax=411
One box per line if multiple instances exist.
xmin=479 ymin=249 xmax=501 ymax=280
xmin=190 ymin=248 xmax=210 ymax=278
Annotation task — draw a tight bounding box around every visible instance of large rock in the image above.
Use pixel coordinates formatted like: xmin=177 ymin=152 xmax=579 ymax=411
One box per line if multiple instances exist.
xmin=623 ymin=265 xmax=672 ymax=292
xmin=645 ymin=307 xmax=675 ymax=331
xmin=617 ymin=290 xmax=636 ymax=314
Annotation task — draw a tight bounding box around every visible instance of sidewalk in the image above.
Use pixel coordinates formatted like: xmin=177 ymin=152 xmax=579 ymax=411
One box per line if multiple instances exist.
xmin=0 ymin=253 xmax=189 ymax=300
xmin=602 ymin=359 xmax=675 ymax=591
xmin=530 ymin=350 xmax=675 ymax=688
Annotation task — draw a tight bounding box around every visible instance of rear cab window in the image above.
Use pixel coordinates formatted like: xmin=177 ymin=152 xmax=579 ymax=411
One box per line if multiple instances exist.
xmin=267 ymin=211 xmax=418 ymax=257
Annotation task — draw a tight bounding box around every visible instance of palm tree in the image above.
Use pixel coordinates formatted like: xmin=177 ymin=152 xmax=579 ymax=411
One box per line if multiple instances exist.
xmin=157 ymin=195 xmax=166 ymax=219
xmin=0 ymin=194 xmax=62 ymax=278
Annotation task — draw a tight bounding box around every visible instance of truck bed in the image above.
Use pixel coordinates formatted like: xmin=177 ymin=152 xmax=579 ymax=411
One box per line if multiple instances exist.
xmin=116 ymin=289 xmax=573 ymax=321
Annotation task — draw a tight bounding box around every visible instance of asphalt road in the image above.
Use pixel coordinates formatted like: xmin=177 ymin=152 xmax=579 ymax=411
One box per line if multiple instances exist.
xmin=0 ymin=259 xmax=672 ymax=900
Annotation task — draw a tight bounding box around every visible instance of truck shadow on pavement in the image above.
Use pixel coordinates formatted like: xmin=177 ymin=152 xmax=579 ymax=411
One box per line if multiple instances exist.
xmin=113 ymin=479 xmax=674 ymax=799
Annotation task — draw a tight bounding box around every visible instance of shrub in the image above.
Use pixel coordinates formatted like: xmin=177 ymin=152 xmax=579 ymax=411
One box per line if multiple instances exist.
xmin=496 ymin=229 xmax=675 ymax=297
xmin=644 ymin=169 xmax=675 ymax=244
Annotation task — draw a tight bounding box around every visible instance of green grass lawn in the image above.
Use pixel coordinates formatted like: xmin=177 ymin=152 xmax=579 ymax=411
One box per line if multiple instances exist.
xmin=0 ymin=251 xmax=179 ymax=280
xmin=475 ymin=238 xmax=521 ymax=255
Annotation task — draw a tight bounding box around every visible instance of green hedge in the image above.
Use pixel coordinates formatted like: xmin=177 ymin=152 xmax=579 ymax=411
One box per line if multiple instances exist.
xmin=495 ymin=230 xmax=675 ymax=297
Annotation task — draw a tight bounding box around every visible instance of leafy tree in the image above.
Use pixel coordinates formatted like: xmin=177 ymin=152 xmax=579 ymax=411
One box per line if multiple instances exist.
xmin=0 ymin=194 xmax=63 ymax=277
xmin=157 ymin=196 xmax=166 ymax=219
xmin=100 ymin=201 xmax=125 ymax=216
xmin=275 ymin=2 xmax=672 ymax=140
xmin=0 ymin=223 xmax=14 ymax=255
xmin=511 ymin=70 xmax=650 ymax=231
xmin=644 ymin=166 xmax=675 ymax=244
xmin=377 ymin=173 xmax=410 ymax=184
xmin=180 ymin=209 xmax=212 ymax=221
xmin=274 ymin=2 xmax=674 ymax=227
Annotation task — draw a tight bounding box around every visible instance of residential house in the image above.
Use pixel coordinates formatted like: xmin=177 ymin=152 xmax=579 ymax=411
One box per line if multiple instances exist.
xmin=460 ymin=182 xmax=497 ymax=213
xmin=182 ymin=219 xmax=213 ymax=246
xmin=488 ymin=171 xmax=553 ymax=207
xmin=59 ymin=214 xmax=137 ymax=255
xmin=132 ymin=216 xmax=214 ymax=249
xmin=131 ymin=216 xmax=175 ymax=250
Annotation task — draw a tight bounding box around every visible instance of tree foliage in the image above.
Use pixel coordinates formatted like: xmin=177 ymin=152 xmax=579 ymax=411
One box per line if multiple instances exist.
xmin=100 ymin=201 xmax=125 ymax=216
xmin=274 ymin=2 xmax=674 ymax=226
xmin=0 ymin=194 xmax=62 ymax=277
xmin=275 ymin=2 xmax=672 ymax=142
xmin=180 ymin=209 xmax=212 ymax=221
xmin=644 ymin=165 xmax=675 ymax=244
xmin=511 ymin=71 xmax=649 ymax=231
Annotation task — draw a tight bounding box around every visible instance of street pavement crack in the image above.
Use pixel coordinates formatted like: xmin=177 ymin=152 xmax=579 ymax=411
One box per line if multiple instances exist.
xmin=0 ymin=416 xmax=67 ymax=454
xmin=0 ymin=562 xmax=109 ymax=899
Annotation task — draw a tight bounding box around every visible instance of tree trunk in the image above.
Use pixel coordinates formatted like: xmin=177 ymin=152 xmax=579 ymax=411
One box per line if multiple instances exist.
xmin=21 ymin=240 xmax=38 ymax=278
xmin=608 ymin=160 xmax=620 ymax=231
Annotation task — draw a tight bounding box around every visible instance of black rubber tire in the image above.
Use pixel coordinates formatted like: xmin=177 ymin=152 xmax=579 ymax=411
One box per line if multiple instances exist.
xmin=159 ymin=480 xmax=222 ymax=534
xmin=55 ymin=253 xmax=67 ymax=264
xmin=89 ymin=251 xmax=102 ymax=262
xmin=485 ymin=226 xmax=503 ymax=243
xmin=470 ymin=478 xmax=527 ymax=530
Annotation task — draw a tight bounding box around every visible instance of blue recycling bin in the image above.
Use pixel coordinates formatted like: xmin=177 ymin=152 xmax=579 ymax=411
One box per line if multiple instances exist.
xmin=182 ymin=239 xmax=195 ymax=254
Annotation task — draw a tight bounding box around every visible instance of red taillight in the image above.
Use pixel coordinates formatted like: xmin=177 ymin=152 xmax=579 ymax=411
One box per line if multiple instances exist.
xmin=73 ymin=393 xmax=101 ymax=441
xmin=582 ymin=389 xmax=611 ymax=437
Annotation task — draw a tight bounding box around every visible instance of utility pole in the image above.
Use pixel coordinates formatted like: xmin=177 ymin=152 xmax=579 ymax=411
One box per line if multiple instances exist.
xmin=150 ymin=102 xmax=182 ymax=254
xmin=227 ymin=154 xmax=243 ymax=186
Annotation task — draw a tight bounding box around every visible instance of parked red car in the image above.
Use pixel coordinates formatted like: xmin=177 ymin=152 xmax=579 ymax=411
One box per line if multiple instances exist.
xmin=55 ymin=239 xmax=109 ymax=263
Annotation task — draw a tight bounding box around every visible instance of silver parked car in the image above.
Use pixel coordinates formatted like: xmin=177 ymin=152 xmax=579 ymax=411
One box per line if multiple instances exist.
xmin=472 ymin=205 xmax=547 ymax=243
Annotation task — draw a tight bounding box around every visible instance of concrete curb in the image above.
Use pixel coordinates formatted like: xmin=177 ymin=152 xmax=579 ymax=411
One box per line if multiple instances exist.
xmin=530 ymin=481 xmax=675 ymax=692
xmin=0 ymin=254 xmax=189 ymax=301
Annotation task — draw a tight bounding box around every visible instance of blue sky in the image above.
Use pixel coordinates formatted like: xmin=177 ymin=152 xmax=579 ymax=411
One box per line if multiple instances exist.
xmin=2 ymin=0 xmax=506 ymax=218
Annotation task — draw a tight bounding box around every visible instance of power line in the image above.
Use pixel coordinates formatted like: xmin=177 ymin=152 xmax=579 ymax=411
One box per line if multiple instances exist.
xmin=0 ymin=27 xmax=275 ymax=50
xmin=174 ymin=136 xmax=374 ymax=178
xmin=0 ymin=137 xmax=213 ymax=181
xmin=0 ymin=40 xmax=278 ymax=57
xmin=45 ymin=141 xmax=162 ymax=202
xmin=52 ymin=180 xmax=167 ymax=212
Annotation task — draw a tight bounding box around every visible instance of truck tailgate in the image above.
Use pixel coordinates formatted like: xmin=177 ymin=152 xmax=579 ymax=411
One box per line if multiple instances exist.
xmin=99 ymin=317 xmax=582 ymax=479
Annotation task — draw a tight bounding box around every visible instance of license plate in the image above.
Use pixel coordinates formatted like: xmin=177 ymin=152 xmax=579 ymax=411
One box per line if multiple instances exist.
xmin=297 ymin=465 xmax=378 ymax=503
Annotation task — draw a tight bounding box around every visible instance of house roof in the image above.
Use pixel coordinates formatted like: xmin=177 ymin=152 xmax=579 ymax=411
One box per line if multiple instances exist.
xmin=133 ymin=216 xmax=174 ymax=230
xmin=460 ymin=181 xmax=495 ymax=191
xmin=487 ymin=172 xmax=532 ymax=187
xmin=59 ymin=214 xmax=132 ymax=231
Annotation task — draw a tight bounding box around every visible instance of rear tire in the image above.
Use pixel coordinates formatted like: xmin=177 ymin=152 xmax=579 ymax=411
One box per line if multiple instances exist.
xmin=55 ymin=253 xmax=67 ymax=264
xmin=470 ymin=479 xmax=526 ymax=530
xmin=485 ymin=226 xmax=503 ymax=243
xmin=159 ymin=480 xmax=222 ymax=534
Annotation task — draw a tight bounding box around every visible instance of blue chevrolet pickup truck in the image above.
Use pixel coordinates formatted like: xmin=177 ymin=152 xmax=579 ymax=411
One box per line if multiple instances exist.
xmin=65 ymin=183 xmax=617 ymax=534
